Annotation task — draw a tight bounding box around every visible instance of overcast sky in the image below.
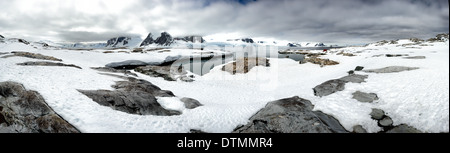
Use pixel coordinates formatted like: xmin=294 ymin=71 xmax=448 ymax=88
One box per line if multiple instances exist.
xmin=0 ymin=0 xmax=448 ymax=45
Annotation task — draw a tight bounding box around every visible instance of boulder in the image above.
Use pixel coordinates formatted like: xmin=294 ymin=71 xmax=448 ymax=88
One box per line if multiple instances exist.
xmin=140 ymin=33 xmax=155 ymax=47
xmin=370 ymin=108 xmax=385 ymax=120
xmin=313 ymin=79 xmax=347 ymax=97
xmin=386 ymin=124 xmax=422 ymax=133
xmin=78 ymin=77 xmax=180 ymax=116
xmin=313 ymin=74 xmax=368 ymax=97
xmin=352 ymin=125 xmax=367 ymax=133
xmin=355 ymin=66 xmax=364 ymax=71
xmin=352 ymin=91 xmax=379 ymax=103
xmin=233 ymin=96 xmax=347 ymax=133
xmin=17 ymin=61 xmax=82 ymax=69
xmin=222 ymin=57 xmax=270 ymax=74
xmin=0 ymin=81 xmax=80 ymax=133
xmin=180 ymin=97 xmax=203 ymax=109
xmin=363 ymin=66 xmax=419 ymax=73
xmin=379 ymin=116 xmax=393 ymax=127
xmin=339 ymin=74 xmax=368 ymax=83
xmin=105 ymin=60 xmax=148 ymax=69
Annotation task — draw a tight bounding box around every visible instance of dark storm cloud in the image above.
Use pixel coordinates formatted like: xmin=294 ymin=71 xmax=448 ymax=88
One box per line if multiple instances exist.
xmin=0 ymin=0 xmax=448 ymax=44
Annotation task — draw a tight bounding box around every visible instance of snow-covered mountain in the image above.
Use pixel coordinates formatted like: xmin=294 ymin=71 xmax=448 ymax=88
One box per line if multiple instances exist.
xmin=287 ymin=42 xmax=326 ymax=47
xmin=226 ymin=38 xmax=254 ymax=43
xmin=105 ymin=36 xmax=142 ymax=48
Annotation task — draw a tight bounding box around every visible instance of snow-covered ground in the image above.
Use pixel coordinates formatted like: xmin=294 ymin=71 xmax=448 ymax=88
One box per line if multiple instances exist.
xmin=0 ymin=38 xmax=448 ymax=133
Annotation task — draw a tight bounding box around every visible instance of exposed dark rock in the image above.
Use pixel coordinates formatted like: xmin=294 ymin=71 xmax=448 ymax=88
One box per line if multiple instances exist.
xmin=17 ymin=61 xmax=82 ymax=69
xmin=78 ymin=77 xmax=180 ymax=116
xmin=0 ymin=34 xmax=4 ymax=39
xmin=3 ymin=51 xmax=63 ymax=61
xmin=222 ymin=57 xmax=270 ymax=74
xmin=105 ymin=60 xmax=148 ymax=69
xmin=0 ymin=81 xmax=79 ymax=133
xmin=379 ymin=116 xmax=393 ymax=127
xmin=363 ymin=66 xmax=419 ymax=73
xmin=427 ymin=33 xmax=449 ymax=42
xmin=337 ymin=51 xmax=356 ymax=56
xmin=313 ymin=79 xmax=347 ymax=97
xmin=313 ymin=74 xmax=368 ymax=97
xmin=352 ymin=125 xmax=367 ymax=133
xmin=355 ymin=66 xmax=364 ymax=71
xmin=189 ymin=129 xmax=207 ymax=133
xmin=403 ymin=56 xmax=426 ymax=59
xmin=386 ymin=54 xmax=408 ymax=57
xmin=233 ymin=96 xmax=347 ymax=133
xmin=375 ymin=40 xmax=398 ymax=46
xmin=352 ymin=91 xmax=379 ymax=103
xmin=180 ymin=97 xmax=202 ymax=109
xmin=386 ymin=124 xmax=422 ymax=133
xmin=409 ymin=38 xmax=424 ymax=43
xmin=18 ymin=39 xmax=30 ymax=45
xmin=91 ymin=67 xmax=138 ymax=77
xmin=140 ymin=33 xmax=155 ymax=47
xmin=154 ymin=32 xmax=173 ymax=46
xmin=135 ymin=65 xmax=194 ymax=82
xmin=347 ymin=70 xmax=354 ymax=75
xmin=370 ymin=108 xmax=385 ymax=120
xmin=0 ymin=52 xmax=8 ymax=55
xmin=305 ymin=57 xmax=339 ymax=67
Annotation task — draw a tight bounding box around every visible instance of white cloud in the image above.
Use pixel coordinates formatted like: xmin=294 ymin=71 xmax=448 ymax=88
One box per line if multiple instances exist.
xmin=0 ymin=0 xmax=448 ymax=44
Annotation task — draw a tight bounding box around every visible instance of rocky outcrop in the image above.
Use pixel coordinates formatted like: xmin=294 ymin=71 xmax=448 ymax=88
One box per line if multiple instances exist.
xmin=2 ymin=51 xmax=62 ymax=61
xmin=363 ymin=66 xmax=419 ymax=73
xmin=17 ymin=61 xmax=82 ymax=69
xmin=18 ymin=39 xmax=30 ymax=45
xmin=427 ymin=33 xmax=449 ymax=42
xmin=91 ymin=67 xmax=138 ymax=77
xmin=403 ymin=56 xmax=426 ymax=59
xmin=78 ymin=77 xmax=181 ymax=116
xmin=0 ymin=81 xmax=79 ymax=133
xmin=233 ymin=96 xmax=347 ymax=133
xmin=134 ymin=65 xmax=194 ymax=82
xmin=305 ymin=57 xmax=339 ymax=67
xmin=386 ymin=124 xmax=422 ymax=133
xmin=313 ymin=74 xmax=368 ymax=97
xmin=180 ymin=97 xmax=203 ymax=109
xmin=222 ymin=57 xmax=270 ymax=74
xmin=154 ymin=32 xmax=173 ymax=46
xmin=375 ymin=40 xmax=398 ymax=46
xmin=140 ymin=33 xmax=155 ymax=47
xmin=352 ymin=91 xmax=379 ymax=103
xmin=105 ymin=60 xmax=148 ymax=69
xmin=0 ymin=34 xmax=4 ymax=39
xmin=386 ymin=54 xmax=408 ymax=57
